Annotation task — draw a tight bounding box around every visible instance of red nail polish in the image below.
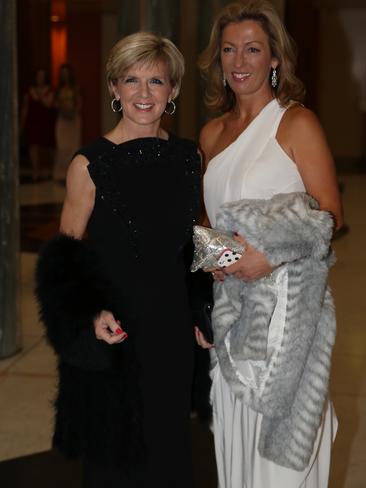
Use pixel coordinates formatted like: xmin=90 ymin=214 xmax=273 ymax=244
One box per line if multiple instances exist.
xmin=116 ymin=328 xmax=123 ymax=335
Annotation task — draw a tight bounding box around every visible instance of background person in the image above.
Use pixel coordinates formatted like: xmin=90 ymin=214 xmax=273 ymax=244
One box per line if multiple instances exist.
xmin=20 ymin=67 xmax=55 ymax=182
xmin=53 ymin=63 xmax=82 ymax=183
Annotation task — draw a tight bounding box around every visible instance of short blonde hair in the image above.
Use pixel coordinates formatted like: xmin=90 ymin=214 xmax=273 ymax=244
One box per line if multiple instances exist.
xmin=198 ymin=0 xmax=305 ymax=112
xmin=106 ymin=32 xmax=185 ymax=98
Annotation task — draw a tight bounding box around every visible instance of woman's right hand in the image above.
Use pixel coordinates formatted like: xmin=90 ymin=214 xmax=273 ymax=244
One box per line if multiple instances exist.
xmin=194 ymin=326 xmax=214 ymax=349
xmin=94 ymin=310 xmax=128 ymax=345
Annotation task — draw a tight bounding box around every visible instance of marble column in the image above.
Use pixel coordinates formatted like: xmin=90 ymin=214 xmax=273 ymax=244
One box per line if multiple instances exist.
xmin=0 ymin=0 xmax=21 ymax=358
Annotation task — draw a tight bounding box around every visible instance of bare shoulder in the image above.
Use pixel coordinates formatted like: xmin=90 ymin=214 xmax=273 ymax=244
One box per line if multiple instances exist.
xmin=61 ymin=154 xmax=95 ymax=237
xmin=66 ymin=154 xmax=93 ymax=188
xmin=67 ymin=153 xmax=90 ymax=175
xmin=199 ymin=115 xmax=225 ymax=162
xmin=277 ymin=104 xmax=328 ymax=160
xmin=277 ymin=102 xmax=343 ymax=230
xmin=64 ymin=154 xmax=95 ymax=208
xmin=200 ymin=116 xmax=225 ymax=137
xmin=200 ymin=116 xmax=224 ymax=146
xmin=279 ymin=104 xmax=323 ymax=137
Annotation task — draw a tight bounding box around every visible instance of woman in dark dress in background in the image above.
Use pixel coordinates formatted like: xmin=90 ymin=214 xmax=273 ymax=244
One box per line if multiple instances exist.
xmin=36 ymin=32 xmax=201 ymax=488
xmin=20 ymin=67 xmax=55 ymax=181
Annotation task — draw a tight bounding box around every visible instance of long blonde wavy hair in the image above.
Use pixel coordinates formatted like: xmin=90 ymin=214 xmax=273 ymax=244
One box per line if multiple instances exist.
xmin=198 ymin=0 xmax=305 ymax=113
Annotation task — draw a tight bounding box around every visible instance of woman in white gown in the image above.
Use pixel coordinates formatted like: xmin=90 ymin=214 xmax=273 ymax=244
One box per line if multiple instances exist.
xmin=195 ymin=1 xmax=343 ymax=487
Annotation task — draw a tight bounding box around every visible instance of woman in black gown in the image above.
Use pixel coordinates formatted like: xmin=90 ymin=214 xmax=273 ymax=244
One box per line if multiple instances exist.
xmin=36 ymin=32 xmax=201 ymax=487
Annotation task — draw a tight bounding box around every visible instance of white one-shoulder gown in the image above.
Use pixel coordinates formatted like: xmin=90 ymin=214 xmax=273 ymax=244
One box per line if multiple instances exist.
xmin=204 ymin=99 xmax=337 ymax=488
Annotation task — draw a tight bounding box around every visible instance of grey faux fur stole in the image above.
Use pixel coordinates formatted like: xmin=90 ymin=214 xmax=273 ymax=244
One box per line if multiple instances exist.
xmin=212 ymin=192 xmax=336 ymax=471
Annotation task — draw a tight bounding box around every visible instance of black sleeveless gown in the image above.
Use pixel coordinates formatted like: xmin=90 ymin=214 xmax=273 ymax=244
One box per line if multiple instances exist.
xmin=77 ymin=134 xmax=201 ymax=487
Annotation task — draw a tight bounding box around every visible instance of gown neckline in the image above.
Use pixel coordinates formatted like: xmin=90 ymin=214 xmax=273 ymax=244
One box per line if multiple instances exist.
xmin=100 ymin=133 xmax=172 ymax=148
xmin=208 ymin=98 xmax=277 ymax=165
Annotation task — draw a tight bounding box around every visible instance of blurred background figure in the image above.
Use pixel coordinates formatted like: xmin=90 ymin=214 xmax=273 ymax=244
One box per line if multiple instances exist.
xmin=53 ymin=63 xmax=81 ymax=183
xmin=20 ymin=67 xmax=56 ymax=182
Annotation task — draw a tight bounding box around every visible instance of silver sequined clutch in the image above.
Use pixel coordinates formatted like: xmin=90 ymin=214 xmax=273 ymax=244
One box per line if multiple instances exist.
xmin=191 ymin=225 xmax=245 ymax=272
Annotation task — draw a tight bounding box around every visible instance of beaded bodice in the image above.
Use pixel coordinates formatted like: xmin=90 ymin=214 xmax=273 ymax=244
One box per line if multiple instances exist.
xmin=76 ymin=135 xmax=201 ymax=299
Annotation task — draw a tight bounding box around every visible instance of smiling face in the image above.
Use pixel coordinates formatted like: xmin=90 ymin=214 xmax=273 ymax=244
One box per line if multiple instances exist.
xmin=111 ymin=59 xmax=175 ymax=129
xmin=221 ymin=19 xmax=278 ymax=102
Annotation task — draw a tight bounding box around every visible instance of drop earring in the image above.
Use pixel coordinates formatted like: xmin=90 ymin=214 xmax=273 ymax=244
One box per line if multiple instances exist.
xmin=271 ymin=68 xmax=278 ymax=88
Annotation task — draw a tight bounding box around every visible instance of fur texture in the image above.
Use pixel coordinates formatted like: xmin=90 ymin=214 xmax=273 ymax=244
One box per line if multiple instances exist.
xmin=35 ymin=234 xmax=144 ymax=467
xmin=212 ymin=192 xmax=336 ymax=470
xmin=35 ymin=234 xmax=113 ymax=369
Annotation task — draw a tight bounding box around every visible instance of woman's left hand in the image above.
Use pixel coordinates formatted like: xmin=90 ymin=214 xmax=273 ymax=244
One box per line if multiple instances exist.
xmin=224 ymin=234 xmax=273 ymax=281
xmin=194 ymin=326 xmax=214 ymax=349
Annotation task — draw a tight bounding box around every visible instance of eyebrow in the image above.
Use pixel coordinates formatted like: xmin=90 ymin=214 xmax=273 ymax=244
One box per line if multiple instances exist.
xmin=123 ymin=73 xmax=166 ymax=79
xmin=222 ymin=40 xmax=264 ymax=46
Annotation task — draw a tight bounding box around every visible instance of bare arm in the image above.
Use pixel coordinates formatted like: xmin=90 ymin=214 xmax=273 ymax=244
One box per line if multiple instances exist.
xmin=199 ymin=118 xmax=225 ymax=228
xmin=60 ymin=154 xmax=127 ymax=343
xmin=199 ymin=117 xmax=223 ymax=171
xmin=195 ymin=149 xmax=209 ymax=226
xmin=59 ymin=154 xmax=95 ymax=238
xmin=277 ymin=106 xmax=344 ymax=231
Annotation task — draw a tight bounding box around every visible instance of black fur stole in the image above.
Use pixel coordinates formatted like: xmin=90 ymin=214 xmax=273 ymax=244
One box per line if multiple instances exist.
xmin=35 ymin=234 xmax=116 ymax=370
xmin=35 ymin=234 xmax=144 ymax=466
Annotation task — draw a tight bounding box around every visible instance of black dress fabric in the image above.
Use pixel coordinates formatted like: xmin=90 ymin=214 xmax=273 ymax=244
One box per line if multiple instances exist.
xmin=77 ymin=134 xmax=201 ymax=487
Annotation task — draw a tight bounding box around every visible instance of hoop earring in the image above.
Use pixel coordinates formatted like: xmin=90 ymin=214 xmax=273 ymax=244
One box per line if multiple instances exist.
xmin=165 ymin=100 xmax=176 ymax=116
xmin=111 ymin=98 xmax=122 ymax=113
xmin=271 ymin=68 xmax=278 ymax=88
